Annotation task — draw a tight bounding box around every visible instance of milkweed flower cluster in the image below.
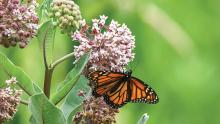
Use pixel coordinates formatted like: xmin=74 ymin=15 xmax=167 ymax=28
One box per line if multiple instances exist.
xmin=0 ymin=77 xmax=22 ymax=123
xmin=0 ymin=0 xmax=38 ymax=48
xmin=72 ymin=15 xmax=135 ymax=72
xmin=73 ymin=16 xmax=136 ymax=124
xmin=73 ymin=97 xmax=119 ymax=124
xmin=50 ymin=0 xmax=82 ymax=34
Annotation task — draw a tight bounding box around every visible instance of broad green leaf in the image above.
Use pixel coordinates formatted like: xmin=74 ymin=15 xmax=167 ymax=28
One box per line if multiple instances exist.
xmin=50 ymin=52 xmax=90 ymax=105
xmin=137 ymin=113 xmax=149 ymax=124
xmin=37 ymin=20 xmax=56 ymax=66
xmin=0 ymin=52 xmax=36 ymax=95
xmin=29 ymin=93 xmax=66 ymax=124
xmin=62 ymin=76 xmax=90 ymax=124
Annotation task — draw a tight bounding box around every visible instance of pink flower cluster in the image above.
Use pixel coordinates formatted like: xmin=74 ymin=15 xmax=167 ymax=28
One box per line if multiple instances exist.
xmin=0 ymin=0 xmax=38 ymax=48
xmin=74 ymin=97 xmax=118 ymax=124
xmin=72 ymin=15 xmax=135 ymax=72
xmin=0 ymin=77 xmax=21 ymax=123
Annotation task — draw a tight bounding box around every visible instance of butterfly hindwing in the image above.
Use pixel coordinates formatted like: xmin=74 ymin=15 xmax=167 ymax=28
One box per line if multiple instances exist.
xmin=130 ymin=77 xmax=159 ymax=104
xmin=103 ymin=80 xmax=129 ymax=109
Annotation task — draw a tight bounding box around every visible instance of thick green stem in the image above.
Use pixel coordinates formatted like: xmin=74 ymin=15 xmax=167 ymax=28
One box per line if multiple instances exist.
xmin=43 ymin=68 xmax=54 ymax=98
xmin=43 ymin=52 xmax=74 ymax=98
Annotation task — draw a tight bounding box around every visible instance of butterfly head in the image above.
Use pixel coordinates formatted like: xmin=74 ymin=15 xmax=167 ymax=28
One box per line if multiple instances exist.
xmin=124 ymin=69 xmax=132 ymax=77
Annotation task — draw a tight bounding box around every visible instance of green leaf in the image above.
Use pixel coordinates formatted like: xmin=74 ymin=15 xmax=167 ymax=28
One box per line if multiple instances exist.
xmin=29 ymin=93 xmax=66 ymax=124
xmin=33 ymin=83 xmax=43 ymax=93
xmin=37 ymin=20 xmax=56 ymax=67
xmin=50 ymin=52 xmax=90 ymax=105
xmin=29 ymin=116 xmax=38 ymax=124
xmin=137 ymin=113 xmax=149 ymax=124
xmin=0 ymin=82 xmax=5 ymax=88
xmin=0 ymin=52 xmax=37 ymax=95
xmin=62 ymin=76 xmax=90 ymax=124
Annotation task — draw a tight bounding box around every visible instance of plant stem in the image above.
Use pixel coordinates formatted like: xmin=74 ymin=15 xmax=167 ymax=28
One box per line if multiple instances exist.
xmin=41 ymin=23 xmax=57 ymax=98
xmin=43 ymin=52 xmax=74 ymax=98
xmin=43 ymin=68 xmax=54 ymax=98
xmin=51 ymin=52 xmax=75 ymax=69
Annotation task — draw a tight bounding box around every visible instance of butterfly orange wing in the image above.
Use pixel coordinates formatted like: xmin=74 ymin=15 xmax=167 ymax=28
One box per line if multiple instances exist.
xmin=130 ymin=77 xmax=159 ymax=104
xmin=103 ymin=80 xmax=129 ymax=108
xmin=88 ymin=71 xmax=159 ymax=109
xmin=88 ymin=71 xmax=125 ymax=97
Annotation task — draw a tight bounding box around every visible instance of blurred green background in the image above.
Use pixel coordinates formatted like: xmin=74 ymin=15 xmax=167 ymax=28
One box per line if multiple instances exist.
xmin=1 ymin=0 xmax=220 ymax=123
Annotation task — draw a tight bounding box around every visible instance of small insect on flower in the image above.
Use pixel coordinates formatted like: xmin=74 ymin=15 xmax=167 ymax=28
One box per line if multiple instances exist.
xmin=77 ymin=90 xmax=86 ymax=97
xmin=88 ymin=70 xmax=159 ymax=109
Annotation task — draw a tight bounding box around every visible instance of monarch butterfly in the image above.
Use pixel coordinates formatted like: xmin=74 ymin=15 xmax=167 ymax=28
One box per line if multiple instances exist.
xmin=88 ymin=70 xmax=159 ymax=109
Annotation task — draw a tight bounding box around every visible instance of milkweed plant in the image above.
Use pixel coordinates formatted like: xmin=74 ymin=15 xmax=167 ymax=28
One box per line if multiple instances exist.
xmin=0 ymin=0 xmax=150 ymax=124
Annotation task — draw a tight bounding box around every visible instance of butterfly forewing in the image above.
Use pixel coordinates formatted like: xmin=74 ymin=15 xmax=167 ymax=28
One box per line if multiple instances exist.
xmin=88 ymin=71 xmax=125 ymax=97
xmin=130 ymin=77 xmax=159 ymax=104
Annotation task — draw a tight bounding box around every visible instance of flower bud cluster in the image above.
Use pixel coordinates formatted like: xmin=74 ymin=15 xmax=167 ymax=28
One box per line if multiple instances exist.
xmin=0 ymin=0 xmax=38 ymax=48
xmin=50 ymin=0 xmax=82 ymax=34
xmin=72 ymin=15 xmax=135 ymax=72
xmin=73 ymin=97 xmax=119 ymax=124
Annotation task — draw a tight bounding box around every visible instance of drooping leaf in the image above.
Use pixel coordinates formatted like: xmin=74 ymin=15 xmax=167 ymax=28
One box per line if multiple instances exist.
xmin=50 ymin=52 xmax=90 ymax=105
xmin=0 ymin=52 xmax=38 ymax=95
xmin=62 ymin=76 xmax=90 ymax=124
xmin=37 ymin=20 xmax=56 ymax=67
xmin=137 ymin=113 xmax=149 ymax=124
xmin=29 ymin=93 xmax=66 ymax=124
